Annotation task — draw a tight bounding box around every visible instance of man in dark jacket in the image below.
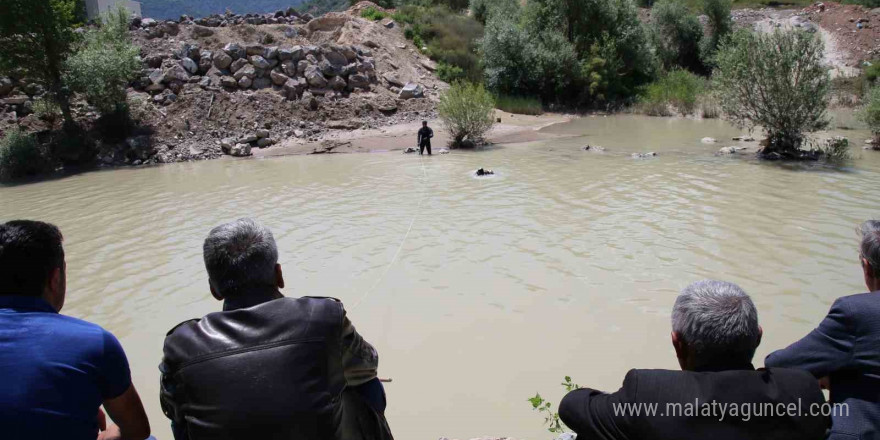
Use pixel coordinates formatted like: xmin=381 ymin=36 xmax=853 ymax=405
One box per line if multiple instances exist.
xmin=766 ymin=220 xmax=880 ymax=440
xmin=559 ymin=280 xmax=829 ymax=440
xmin=417 ymin=121 xmax=433 ymax=155
xmin=159 ymin=218 xmax=392 ymax=440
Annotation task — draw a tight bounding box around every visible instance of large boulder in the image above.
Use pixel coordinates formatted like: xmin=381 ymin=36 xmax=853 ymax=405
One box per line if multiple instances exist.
xmin=246 ymin=44 xmax=265 ymax=56
xmin=180 ymin=57 xmax=199 ymax=74
xmin=192 ymin=25 xmax=214 ymax=37
xmin=238 ymin=76 xmax=253 ymax=89
xmin=233 ymin=64 xmax=256 ymax=81
xmin=278 ymin=46 xmax=304 ymax=61
xmin=304 ymin=65 xmax=328 ymax=88
xmin=283 ymin=78 xmax=306 ymax=99
xmin=249 ymin=55 xmax=271 ymax=70
xmin=213 ymin=51 xmax=233 ymax=69
xmin=297 ymin=60 xmax=310 ymax=75
xmin=348 ymin=74 xmax=370 ymax=89
xmin=328 ymin=75 xmax=346 ymax=91
xmin=270 ymin=70 xmax=289 ymax=86
xmin=230 ymin=143 xmax=252 ymax=157
xmin=220 ymin=76 xmax=238 ymax=88
xmin=230 ymin=58 xmax=250 ymax=73
xmin=163 ymin=64 xmax=190 ymax=82
xmin=281 ymin=60 xmax=297 ymax=77
xmin=323 ymin=50 xmax=348 ymax=67
xmin=263 ymin=46 xmax=279 ymax=60
xmin=398 ymin=82 xmax=424 ymax=99
xmin=223 ymin=43 xmax=246 ymax=60
xmin=319 ymin=59 xmax=342 ymax=77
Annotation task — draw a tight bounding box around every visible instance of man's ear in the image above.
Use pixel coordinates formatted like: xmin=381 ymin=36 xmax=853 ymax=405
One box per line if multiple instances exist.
xmin=209 ymin=281 xmax=223 ymax=301
xmin=44 ymin=266 xmax=65 ymax=312
xmin=672 ymin=331 xmax=688 ymax=370
xmin=275 ymin=263 xmax=285 ymax=289
xmin=756 ymin=325 xmax=763 ymax=348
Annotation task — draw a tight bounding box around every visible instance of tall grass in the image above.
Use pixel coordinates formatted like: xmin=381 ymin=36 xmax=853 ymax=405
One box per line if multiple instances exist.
xmin=639 ymin=69 xmax=708 ymax=116
xmin=495 ymin=95 xmax=543 ymax=115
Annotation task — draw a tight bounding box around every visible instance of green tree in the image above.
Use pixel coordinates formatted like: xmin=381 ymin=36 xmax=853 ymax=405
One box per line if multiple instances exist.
xmin=651 ymin=0 xmax=705 ymax=74
xmin=437 ymin=81 xmax=496 ymax=147
xmin=66 ymin=5 xmax=142 ymax=120
xmin=860 ymin=85 xmax=880 ymax=144
xmin=0 ymin=0 xmax=79 ymax=129
xmin=713 ymin=30 xmax=830 ymax=157
xmin=0 ymin=128 xmax=51 ymax=182
xmin=699 ymin=0 xmax=733 ymax=68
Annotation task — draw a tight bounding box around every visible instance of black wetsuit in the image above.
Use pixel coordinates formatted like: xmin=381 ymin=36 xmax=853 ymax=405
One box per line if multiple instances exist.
xmin=417 ymin=126 xmax=433 ymax=155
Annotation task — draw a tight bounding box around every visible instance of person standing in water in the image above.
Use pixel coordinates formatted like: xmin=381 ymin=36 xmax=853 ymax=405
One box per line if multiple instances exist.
xmin=417 ymin=121 xmax=433 ymax=155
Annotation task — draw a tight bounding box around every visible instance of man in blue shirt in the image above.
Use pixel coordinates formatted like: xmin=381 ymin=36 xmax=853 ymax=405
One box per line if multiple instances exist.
xmin=0 ymin=220 xmax=151 ymax=440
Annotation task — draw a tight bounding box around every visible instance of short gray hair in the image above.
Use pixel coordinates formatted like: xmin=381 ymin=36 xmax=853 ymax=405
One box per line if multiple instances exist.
xmin=672 ymin=280 xmax=760 ymax=363
xmin=859 ymin=220 xmax=880 ymax=278
xmin=203 ymin=218 xmax=278 ymax=297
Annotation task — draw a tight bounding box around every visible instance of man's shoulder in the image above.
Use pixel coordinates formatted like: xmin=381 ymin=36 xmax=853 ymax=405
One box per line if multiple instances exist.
xmin=834 ymin=291 xmax=880 ymax=314
xmin=43 ymin=313 xmax=115 ymax=343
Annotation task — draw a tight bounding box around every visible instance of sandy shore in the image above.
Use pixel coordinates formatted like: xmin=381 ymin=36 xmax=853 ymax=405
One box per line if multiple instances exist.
xmin=253 ymin=110 xmax=574 ymax=157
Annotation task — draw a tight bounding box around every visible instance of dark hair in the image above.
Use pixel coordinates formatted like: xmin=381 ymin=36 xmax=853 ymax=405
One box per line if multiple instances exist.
xmin=0 ymin=220 xmax=65 ymax=296
xmin=422 ymin=120 xmax=427 ymax=124
xmin=859 ymin=220 xmax=880 ymax=278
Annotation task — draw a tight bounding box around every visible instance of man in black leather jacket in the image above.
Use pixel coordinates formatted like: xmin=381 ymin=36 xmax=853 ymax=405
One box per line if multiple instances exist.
xmin=159 ymin=218 xmax=392 ymax=440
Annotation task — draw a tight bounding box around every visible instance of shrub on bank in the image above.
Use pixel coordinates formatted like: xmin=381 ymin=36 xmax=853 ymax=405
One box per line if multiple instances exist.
xmin=651 ymin=0 xmax=705 ymax=74
xmin=713 ymin=30 xmax=830 ymax=158
xmin=699 ymin=0 xmax=733 ymax=68
xmin=438 ymin=81 xmax=496 ymax=147
xmin=399 ymin=5 xmax=484 ymax=82
xmin=65 ymin=5 xmax=142 ymax=118
xmin=639 ymin=69 xmax=707 ymax=116
xmin=360 ymin=7 xmax=388 ymax=21
xmin=496 ymin=95 xmax=543 ymax=115
xmin=0 ymin=128 xmax=51 ymax=182
xmin=860 ymin=85 xmax=880 ymax=144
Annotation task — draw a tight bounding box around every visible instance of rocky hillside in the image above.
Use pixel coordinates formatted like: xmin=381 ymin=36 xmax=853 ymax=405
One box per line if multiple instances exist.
xmin=141 ymin=0 xmax=306 ymax=20
xmin=0 ymin=2 xmax=447 ymax=167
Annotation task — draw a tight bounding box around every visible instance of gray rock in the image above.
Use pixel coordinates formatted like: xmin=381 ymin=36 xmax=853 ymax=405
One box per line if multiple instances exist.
xmin=304 ymin=65 xmax=328 ymax=88
xmin=263 ymin=46 xmax=279 ymax=60
xmin=144 ymin=53 xmax=166 ymax=68
xmin=163 ymin=64 xmax=190 ymax=82
xmin=281 ymin=60 xmax=297 ymax=77
xmin=319 ymin=59 xmax=342 ymax=77
xmin=145 ymin=83 xmax=166 ymax=94
xmin=234 ymin=64 xmax=256 ymax=80
xmin=246 ymin=44 xmax=265 ymax=56
xmin=221 ymin=137 xmax=235 ymax=154
xmin=148 ymin=69 xmax=165 ymax=85
xmin=230 ymin=143 xmax=252 ymax=157
xmin=238 ymin=133 xmax=259 ymax=143
xmin=223 ymin=42 xmax=246 ymax=60
xmin=323 ymin=50 xmax=348 ymax=67
xmin=199 ymin=76 xmax=212 ymax=88
xmin=256 ymin=129 xmax=270 ymax=138
xmin=340 ymin=46 xmax=357 ymax=62
xmin=180 ymin=57 xmax=198 ymax=74
xmin=381 ymin=18 xmax=395 ymax=28
xmin=328 ymin=75 xmax=346 ymax=90
xmin=141 ymin=18 xmax=157 ymax=27
xmin=192 ymin=25 xmax=214 ymax=37
xmin=398 ymin=82 xmax=424 ymax=99
xmin=238 ymin=76 xmax=253 ymax=89
xmin=283 ymin=78 xmax=304 ymax=99
xmin=348 ymin=74 xmax=370 ymax=89
xmin=249 ymin=55 xmax=271 ymax=70
xmin=178 ymin=42 xmax=200 ymax=60
xmin=213 ymin=51 xmax=233 ymax=69
xmin=297 ymin=60 xmax=311 ymax=75
xmin=2 ymin=95 xmax=29 ymax=106
xmin=230 ymin=58 xmax=250 ymax=74
xmin=279 ymin=46 xmax=303 ymax=61
xmin=257 ymin=137 xmax=275 ymax=147
xmin=220 ymin=76 xmax=238 ymax=88
xmin=270 ymin=70 xmax=289 ymax=86
xmin=383 ymin=72 xmax=404 ymax=87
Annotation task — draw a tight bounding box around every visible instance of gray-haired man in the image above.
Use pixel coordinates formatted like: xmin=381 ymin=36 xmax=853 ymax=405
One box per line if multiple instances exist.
xmin=767 ymin=220 xmax=880 ymax=440
xmin=159 ymin=218 xmax=392 ymax=440
xmin=559 ymin=280 xmax=829 ymax=440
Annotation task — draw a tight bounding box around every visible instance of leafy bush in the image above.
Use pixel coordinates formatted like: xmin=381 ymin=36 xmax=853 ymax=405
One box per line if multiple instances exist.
xmin=33 ymin=98 xmax=60 ymax=123
xmin=65 ymin=5 xmax=142 ymax=117
xmin=0 ymin=128 xmax=50 ymax=182
xmin=496 ymin=95 xmax=543 ymax=115
xmin=360 ymin=6 xmax=388 ymax=21
xmin=860 ymin=85 xmax=880 ymax=143
xmin=651 ymin=0 xmax=705 ymax=74
xmin=481 ymin=0 xmax=657 ymax=107
xmin=436 ymin=62 xmax=465 ymax=83
xmin=528 ymin=376 xmax=581 ymax=434
xmin=398 ymin=5 xmax=484 ymax=81
xmin=821 ymin=136 xmax=852 ymax=162
xmin=700 ymin=0 xmax=733 ymax=68
xmin=470 ymin=0 xmax=520 ymax=24
xmin=640 ymin=69 xmax=707 ymax=115
xmin=713 ymin=30 xmax=830 ymax=156
xmin=865 ymin=62 xmax=880 ymax=84
xmin=438 ymin=81 xmax=496 ymax=147
xmin=843 ymin=0 xmax=880 ymax=7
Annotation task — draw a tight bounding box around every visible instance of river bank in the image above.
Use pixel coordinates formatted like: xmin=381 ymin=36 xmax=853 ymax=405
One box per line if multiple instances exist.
xmin=252 ymin=110 xmax=573 ymax=157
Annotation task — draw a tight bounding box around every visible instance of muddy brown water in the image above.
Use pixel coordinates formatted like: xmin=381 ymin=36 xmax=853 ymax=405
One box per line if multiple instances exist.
xmin=1 ymin=115 xmax=878 ymax=439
